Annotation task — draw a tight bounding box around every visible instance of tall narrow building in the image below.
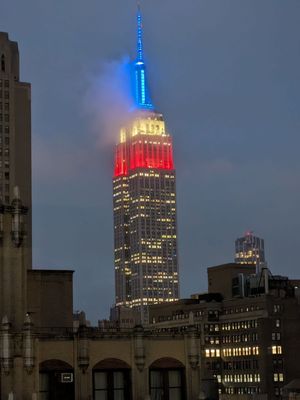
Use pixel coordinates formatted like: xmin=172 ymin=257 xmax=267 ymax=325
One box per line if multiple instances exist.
xmin=0 ymin=32 xmax=31 ymax=269
xmin=113 ymin=8 xmax=179 ymax=322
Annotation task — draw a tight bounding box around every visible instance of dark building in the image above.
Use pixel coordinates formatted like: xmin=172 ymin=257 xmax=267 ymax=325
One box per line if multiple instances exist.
xmin=113 ymin=8 xmax=179 ymax=323
xmin=149 ymin=263 xmax=300 ymax=399
xmin=235 ymin=231 xmax=265 ymax=269
xmin=208 ymin=263 xmax=256 ymax=299
xmin=0 ymin=31 xmax=32 ymax=268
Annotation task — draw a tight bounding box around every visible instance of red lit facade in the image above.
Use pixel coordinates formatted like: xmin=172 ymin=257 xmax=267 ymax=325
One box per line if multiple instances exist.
xmin=114 ymin=135 xmax=174 ymax=178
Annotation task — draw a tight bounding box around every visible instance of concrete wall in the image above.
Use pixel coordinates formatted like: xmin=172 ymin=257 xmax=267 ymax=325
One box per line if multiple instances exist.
xmin=27 ymin=270 xmax=73 ymax=328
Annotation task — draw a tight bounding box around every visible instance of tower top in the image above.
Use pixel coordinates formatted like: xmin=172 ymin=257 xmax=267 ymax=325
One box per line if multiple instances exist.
xmin=136 ymin=3 xmax=144 ymax=62
xmin=133 ymin=3 xmax=154 ymax=110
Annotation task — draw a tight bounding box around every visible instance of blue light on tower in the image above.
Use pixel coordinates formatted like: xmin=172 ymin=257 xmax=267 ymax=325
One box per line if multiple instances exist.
xmin=133 ymin=5 xmax=154 ymax=110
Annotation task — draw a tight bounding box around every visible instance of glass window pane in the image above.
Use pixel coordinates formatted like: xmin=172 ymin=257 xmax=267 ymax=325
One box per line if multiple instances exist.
xmin=39 ymin=373 xmax=50 ymax=391
xmin=114 ymin=371 xmax=125 ymax=389
xmin=150 ymin=388 xmax=163 ymax=400
xmin=39 ymin=394 xmax=49 ymax=400
xmin=114 ymin=390 xmax=125 ymax=400
xmin=95 ymin=392 xmax=108 ymax=400
xmin=150 ymin=371 xmax=163 ymax=388
xmin=94 ymin=372 xmax=107 ymax=390
xmin=169 ymin=388 xmax=182 ymax=400
xmin=168 ymin=370 xmax=181 ymax=387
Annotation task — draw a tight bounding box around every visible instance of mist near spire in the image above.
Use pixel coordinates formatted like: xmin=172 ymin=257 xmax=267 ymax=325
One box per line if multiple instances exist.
xmin=83 ymin=56 xmax=135 ymax=148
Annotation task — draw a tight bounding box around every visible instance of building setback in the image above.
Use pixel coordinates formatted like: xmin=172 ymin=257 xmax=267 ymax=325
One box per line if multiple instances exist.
xmin=113 ymin=8 xmax=179 ymax=323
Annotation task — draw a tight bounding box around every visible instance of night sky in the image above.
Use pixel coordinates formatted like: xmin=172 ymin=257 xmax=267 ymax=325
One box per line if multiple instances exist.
xmin=2 ymin=1 xmax=300 ymax=323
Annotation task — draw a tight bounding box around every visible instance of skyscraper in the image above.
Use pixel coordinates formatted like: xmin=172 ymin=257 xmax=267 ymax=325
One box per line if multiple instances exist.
xmin=235 ymin=231 xmax=265 ymax=268
xmin=0 ymin=32 xmax=31 ymax=268
xmin=113 ymin=8 xmax=179 ymax=322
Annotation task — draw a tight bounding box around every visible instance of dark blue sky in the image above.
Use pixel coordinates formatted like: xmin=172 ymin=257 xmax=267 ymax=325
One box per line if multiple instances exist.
xmin=2 ymin=0 xmax=300 ymax=322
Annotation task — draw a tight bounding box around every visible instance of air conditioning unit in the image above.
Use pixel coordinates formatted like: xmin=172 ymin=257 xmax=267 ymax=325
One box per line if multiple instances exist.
xmin=60 ymin=373 xmax=73 ymax=383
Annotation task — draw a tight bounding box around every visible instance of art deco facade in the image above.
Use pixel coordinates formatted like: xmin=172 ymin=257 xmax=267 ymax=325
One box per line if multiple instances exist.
xmin=113 ymin=9 xmax=179 ymax=322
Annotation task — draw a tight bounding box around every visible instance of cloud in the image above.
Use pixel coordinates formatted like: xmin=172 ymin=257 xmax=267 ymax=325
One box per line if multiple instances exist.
xmin=83 ymin=56 xmax=135 ymax=148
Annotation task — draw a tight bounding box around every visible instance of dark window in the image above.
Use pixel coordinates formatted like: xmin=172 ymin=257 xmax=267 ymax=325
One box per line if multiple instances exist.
xmin=1 ymin=55 xmax=5 ymax=72
xmin=150 ymin=369 xmax=185 ymax=400
xmin=39 ymin=371 xmax=74 ymax=400
xmin=39 ymin=373 xmax=50 ymax=400
xmin=93 ymin=369 xmax=131 ymax=400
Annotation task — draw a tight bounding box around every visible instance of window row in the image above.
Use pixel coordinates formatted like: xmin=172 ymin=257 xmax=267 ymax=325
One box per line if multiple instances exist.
xmin=223 ymin=359 xmax=259 ymax=371
xmin=0 ymin=114 xmax=9 ymax=122
xmin=221 ymin=320 xmax=258 ymax=331
xmin=0 ymin=102 xmax=9 ymax=110
xmin=0 ymin=91 xmax=9 ymax=99
xmin=223 ymin=373 xmax=260 ymax=383
xmin=223 ymin=305 xmax=261 ymax=315
xmin=222 ymin=333 xmax=258 ymax=344
xmin=224 ymin=386 xmax=260 ymax=395
xmin=223 ymin=346 xmax=259 ymax=357
xmin=0 ymin=126 xmax=10 ymax=134
xmin=40 ymin=368 xmax=186 ymax=400
xmin=0 ymin=80 xmax=9 ymax=87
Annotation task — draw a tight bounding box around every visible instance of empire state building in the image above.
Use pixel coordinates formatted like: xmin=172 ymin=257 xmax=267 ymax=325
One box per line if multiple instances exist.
xmin=113 ymin=7 xmax=179 ymax=322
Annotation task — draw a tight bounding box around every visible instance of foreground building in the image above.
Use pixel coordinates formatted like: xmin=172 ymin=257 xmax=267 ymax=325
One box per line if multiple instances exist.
xmin=149 ymin=263 xmax=300 ymax=399
xmin=113 ymin=8 xmax=179 ymax=323
xmin=0 ymin=31 xmax=32 ymax=268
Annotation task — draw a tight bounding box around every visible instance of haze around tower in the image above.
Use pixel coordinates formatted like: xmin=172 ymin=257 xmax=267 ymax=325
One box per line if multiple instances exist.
xmin=83 ymin=56 xmax=137 ymax=149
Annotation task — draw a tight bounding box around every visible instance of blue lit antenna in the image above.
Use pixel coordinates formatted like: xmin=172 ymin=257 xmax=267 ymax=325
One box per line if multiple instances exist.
xmin=133 ymin=2 xmax=154 ymax=110
xmin=137 ymin=2 xmax=143 ymax=62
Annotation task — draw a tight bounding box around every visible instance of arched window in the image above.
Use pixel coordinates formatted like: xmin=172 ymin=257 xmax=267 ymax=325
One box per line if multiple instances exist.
xmin=149 ymin=358 xmax=186 ymax=400
xmin=1 ymin=55 xmax=5 ymax=72
xmin=93 ymin=358 xmax=132 ymax=400
xmin=39 ymin=359 xmax=74 ymax=400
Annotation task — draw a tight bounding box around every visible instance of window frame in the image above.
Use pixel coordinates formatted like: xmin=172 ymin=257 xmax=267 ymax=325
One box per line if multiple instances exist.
xmin=93 ymin=368 xmax=131 ymax=400
xmin=149 ymin=367 xmax=186 ymax=400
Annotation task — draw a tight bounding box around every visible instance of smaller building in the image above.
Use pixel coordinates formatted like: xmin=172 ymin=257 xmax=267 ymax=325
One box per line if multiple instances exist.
xmin=149 ymin=263 xmax=300 ymax=400
xmin=235 ymin=231 xmax=265 ymax=268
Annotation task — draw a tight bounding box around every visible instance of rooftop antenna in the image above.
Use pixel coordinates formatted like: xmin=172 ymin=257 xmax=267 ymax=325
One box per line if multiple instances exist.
xmin=133 ymin=0 xmax=154 ymax=109
xmin=136 ymin=0 xmax=144 ymax=61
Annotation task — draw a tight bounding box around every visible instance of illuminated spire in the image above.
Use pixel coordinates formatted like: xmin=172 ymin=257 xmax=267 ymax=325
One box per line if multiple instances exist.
xmin=133 ymin=3 xmax=154 ymax=110
xmin=137 ymin=2 xmax=143 ymax=62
